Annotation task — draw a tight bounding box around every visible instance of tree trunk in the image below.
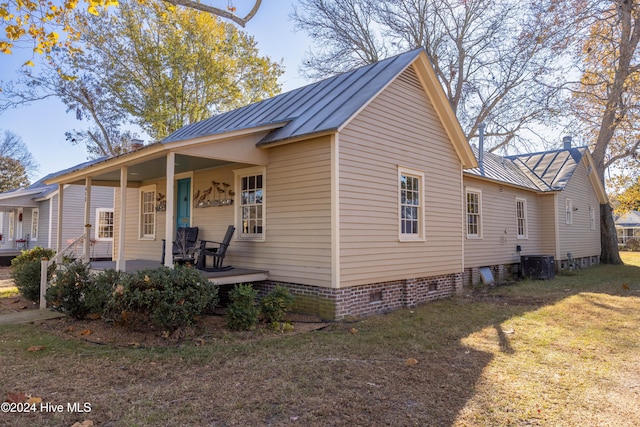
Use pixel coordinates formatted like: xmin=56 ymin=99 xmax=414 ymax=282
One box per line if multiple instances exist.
xmin=600 ymin=203 xmax=623 ymax=264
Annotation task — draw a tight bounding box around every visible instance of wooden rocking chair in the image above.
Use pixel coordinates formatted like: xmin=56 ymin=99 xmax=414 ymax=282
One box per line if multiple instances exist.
xmin=196 ymin=225 xmax=235 ymax=271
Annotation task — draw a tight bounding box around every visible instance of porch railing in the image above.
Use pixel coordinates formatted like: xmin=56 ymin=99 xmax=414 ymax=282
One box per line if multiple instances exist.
xmin=39 ymin=225 xmax=91 ymax=309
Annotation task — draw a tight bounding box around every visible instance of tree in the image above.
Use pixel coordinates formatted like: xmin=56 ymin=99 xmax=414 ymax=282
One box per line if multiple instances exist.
xmin=610 ymin=176 xmax=640 ymax=215
xmin=0 ymin=129 xmax=38 ymax=182
xmin=292 ymin=0 xmax=573 ymax=152
xmin=1 ymin=0 xmax=262 ymax=58
xmin=0 ymin=156 xmax=29 ymax=191
xmin=2 ymin=0 xmax=283 ymax=154
xmin=564 ymin=0 xmax=640 ymax=264
xmin=71 ymin=0 xmax=282 ymax=141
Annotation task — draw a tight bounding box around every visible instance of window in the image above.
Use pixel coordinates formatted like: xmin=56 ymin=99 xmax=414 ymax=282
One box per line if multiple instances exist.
xmin=236 ymin=167 xmax=265 ymax=239
xmin=96 ymin=208 xmax=114 ymax=241
xmin=466 ymin=189 xmax=482 ymax=238
xmin=30 ymin=208 xmax=39 ymax=241
xmin=589 ymin=206 xmax=596 ymax=231
xmin=516 ymin=198 xmax=528 ymax=239
xmin=139 ymin=185 xmax=156 ymax=239
xmin=565 ymin=198 xmax=573 ymax=224
xmin=399 ymin=167 xmax=424 ymax=239
xmin=8 ymin=211 xmax=14 ymax=240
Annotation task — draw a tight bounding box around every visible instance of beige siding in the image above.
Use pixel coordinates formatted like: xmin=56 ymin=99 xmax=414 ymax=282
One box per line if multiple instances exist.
xmin=463 ymin=177 xmax=546 ymax=268
xmin=114 ymin=140 xmax=333 ymax=287
xmin=339 ymin=65 xmax=464 ymax=287
xmin=537 ymin=193 xmax=558 ymax=255
xmin=246 ymin=138 xmax=332 ymax=286
xmin=556 ymin=158 xmax=601 ymax=259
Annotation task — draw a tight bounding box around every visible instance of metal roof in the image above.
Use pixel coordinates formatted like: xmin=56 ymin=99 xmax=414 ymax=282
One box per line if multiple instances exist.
xmin=162 ymin=49 xmax=425 ymax=145
xmin=465 ymin=147 xmax=588 ymax=192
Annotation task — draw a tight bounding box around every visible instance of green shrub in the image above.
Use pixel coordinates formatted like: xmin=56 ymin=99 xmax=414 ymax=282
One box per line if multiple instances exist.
xmin=104 ymin=266 xmax=218 ymax=332
xmin=226 ymin=284 xmax=259 ymax=331
xmin=45 ymin=261 xmax=93 ymax=319
xmin=10 ymin=247 xmax=56 ymax=302
xmin=626 ymin=237 xmax=640 ymax=251
xmin=45 ymin=263 xmax=121 ymax=319
xmin=260 ymin=285 xmax=294 ymax=324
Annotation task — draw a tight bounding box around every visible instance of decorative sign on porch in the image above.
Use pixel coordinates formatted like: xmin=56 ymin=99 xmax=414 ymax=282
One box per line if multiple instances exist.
xmin=194 ymin=181 xmax=234 ymax=208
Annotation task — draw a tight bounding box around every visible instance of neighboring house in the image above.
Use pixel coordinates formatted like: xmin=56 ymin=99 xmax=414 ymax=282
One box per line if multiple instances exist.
xmin=463 ymin=136 xmax=608 ymax=284
xmin=44 ymin=49 xmax=606 ymax=320
xmin=0 ymin=160 xmax=115 ymax=261
xmin=615 ymin=210 xmax=640 ymax=245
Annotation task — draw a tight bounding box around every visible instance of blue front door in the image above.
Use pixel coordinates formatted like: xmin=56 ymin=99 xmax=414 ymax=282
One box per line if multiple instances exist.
xmin=176 ymin=178 xmax=191 ymax=229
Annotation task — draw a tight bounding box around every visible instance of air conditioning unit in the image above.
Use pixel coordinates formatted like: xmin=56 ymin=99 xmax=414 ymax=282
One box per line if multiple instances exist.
xmin=520 ymin=255 xmax=555 ymax=280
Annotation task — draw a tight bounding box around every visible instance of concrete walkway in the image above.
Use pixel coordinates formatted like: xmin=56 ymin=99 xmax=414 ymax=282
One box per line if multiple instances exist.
xmin=0 ymin=309 xmax=64 ymax=326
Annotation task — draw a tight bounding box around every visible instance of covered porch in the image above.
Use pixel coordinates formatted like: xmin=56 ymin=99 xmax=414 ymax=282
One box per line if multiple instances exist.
xmin=44 ymin=127 xmax=274 ymax=275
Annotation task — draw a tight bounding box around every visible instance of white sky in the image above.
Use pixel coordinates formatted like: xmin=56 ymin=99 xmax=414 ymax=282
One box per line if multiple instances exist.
xmin=0 ymin=1 xmax=312 ymax=182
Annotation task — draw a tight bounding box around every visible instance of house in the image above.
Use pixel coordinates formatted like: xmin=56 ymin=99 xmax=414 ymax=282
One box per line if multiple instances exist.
xmin=44 ymin=49 xmax=477 ymax=319
xmin=0 ymin=160 xmax=115 ymax=264
xmin=463 ymin=136 xmax=608 ymax=284
xmin=615 ymin=210 xmax=640 ymax=246
xmin=43 ymin=49 xmax=606 ymax=320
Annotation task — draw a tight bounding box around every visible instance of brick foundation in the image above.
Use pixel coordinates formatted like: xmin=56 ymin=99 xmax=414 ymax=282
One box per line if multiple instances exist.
xmin=463 ymin=255 xmax=601 ymax=287
xmin=253 ymin=272 xmax=463 ymax=321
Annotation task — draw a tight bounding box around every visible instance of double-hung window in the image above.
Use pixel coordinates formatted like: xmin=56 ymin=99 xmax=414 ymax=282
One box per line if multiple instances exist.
xmin=236 ymin=167 xmax=265 ymax=240
xmin=466 ymin=189 xmax=482 ymax=238
xmin=96 ymin=208 xmax=114 ymax=241
xmin=30 ymin=208 xmax=39 ymax=241
xmin=399 ymin=167 xmax=424 ymax=240
xmin=565 ymin=198 xmax=573 ymax=225
xmin=516 ymin=198 xmax=528 ymax=239
xmin=139 ymin=185 xmax=156 ymax=239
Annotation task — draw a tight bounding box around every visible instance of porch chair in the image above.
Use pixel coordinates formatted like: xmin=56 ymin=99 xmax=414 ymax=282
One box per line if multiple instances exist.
xmin=161 ymin=226 xmax=199 ymax=264
xmin=196 ymin=225 xmax=235 ymax=271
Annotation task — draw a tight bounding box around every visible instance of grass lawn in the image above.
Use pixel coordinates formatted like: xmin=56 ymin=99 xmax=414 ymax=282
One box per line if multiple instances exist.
xmin=0 ymin=254 xmax=639 ymax=426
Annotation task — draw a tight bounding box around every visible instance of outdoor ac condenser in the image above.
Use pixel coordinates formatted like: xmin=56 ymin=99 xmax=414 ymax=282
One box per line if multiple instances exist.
xmin=520 ymin=255 xmax=555 ymax=280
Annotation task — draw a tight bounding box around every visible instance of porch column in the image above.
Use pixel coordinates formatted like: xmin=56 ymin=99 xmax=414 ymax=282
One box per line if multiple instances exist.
xmin=83 ymin=176 xmax=92 ymax=262
xmin=116 ymin=166 xmax=127 ymax=272
xmin=56 ymin=184 xmax=63 ymax=253
xmin=164 ymin=152 xmax=175 ymax=268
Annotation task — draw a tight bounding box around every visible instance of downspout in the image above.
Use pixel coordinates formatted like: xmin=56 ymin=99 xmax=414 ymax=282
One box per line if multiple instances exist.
xmin=478 ymin=122 xmax=486 ymax=176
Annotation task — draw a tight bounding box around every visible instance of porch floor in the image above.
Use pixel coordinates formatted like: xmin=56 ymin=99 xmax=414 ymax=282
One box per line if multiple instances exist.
xmin=89 ymin=260 xmax=268 ymax=285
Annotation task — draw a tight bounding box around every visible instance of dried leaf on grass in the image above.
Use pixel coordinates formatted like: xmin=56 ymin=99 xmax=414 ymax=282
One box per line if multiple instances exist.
xmin=27 ymin=345 xmax=45 ymax=352
xmin=5 ymin=391 xmax=27 ymax=403
xmin=79 ymin=329 xmax=92 ymax=336
xmin=405 ymin=358 xmax=418 ymax=366
xmin=71 ymin=421 xmax=94 ymax=427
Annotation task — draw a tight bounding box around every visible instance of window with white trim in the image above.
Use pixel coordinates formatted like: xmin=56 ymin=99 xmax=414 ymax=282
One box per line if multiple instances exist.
xmin=139 ymin=185 xmax=156 ymax=239
xmin=565 ymin=198 xmax=573 ymax=225
xmin=30 ymin=208 xmax=39 ymax=241
xmin=516 ymin=198 xmax=528 ymax=239
xmin=96 ymin=208 xmax=114 ymax=241
xmin=589 ymin=206 xmax=596 ymax=230
xmin=8 ymin=211 xmax=15 ymax=240
xmin=236 ymin=167 xmax=265 ymax=239
xmin=399 ymin=167 xmax=424 ymax=239
xmin=466 ymin=189 xmax=482 ymax=238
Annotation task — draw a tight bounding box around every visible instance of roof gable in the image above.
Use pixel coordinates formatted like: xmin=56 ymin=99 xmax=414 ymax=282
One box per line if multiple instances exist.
xmin=465 ymin=146 xmax=608 ymax=202
xmin=615 ymin=210 xmax=640 ymax=227
xmin=163 ymin=50 xmax=426 ymax=145
xmin=162 ymin=49 xmax=477 ymax=168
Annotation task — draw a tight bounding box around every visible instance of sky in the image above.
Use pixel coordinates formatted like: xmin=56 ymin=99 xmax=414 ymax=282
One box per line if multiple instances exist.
xmin=0 ymin=1 xmax=312 ymax=182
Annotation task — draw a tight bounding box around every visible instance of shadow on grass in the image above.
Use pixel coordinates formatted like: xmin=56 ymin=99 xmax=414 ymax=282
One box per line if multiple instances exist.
xmin=0 ymin=262 xmax=638 ymax=426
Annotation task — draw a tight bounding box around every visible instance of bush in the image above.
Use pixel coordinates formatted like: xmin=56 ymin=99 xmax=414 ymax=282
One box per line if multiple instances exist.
xmin=226 ymin=284 xmax=259 ymax=331
xmin=626 ymin=237 xmax=640 ymax=251
xmin=45 ymin=262 xmax=121 ymax=319
xmin=10 ymin=247 xmax=56 ymax=302
xmin=260 ymin=285 xmax=294 ymax=324
xmin=104 ymin=266 xmax=218 ymax=332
